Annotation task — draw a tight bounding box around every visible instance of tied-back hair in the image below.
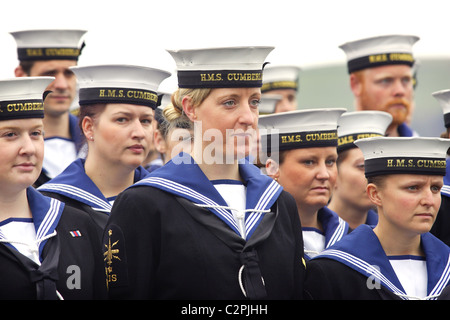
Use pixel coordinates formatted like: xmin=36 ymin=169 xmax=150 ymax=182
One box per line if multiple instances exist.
xmin=167 ymin=88 xmax=212 ymax=120
xmin=160 ymin=88 xmax=212 ymax=139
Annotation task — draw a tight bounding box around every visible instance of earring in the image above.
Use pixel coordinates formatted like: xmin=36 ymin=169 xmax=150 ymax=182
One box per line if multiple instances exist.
xmin=89 ymin=136 xmax=94 ymax=141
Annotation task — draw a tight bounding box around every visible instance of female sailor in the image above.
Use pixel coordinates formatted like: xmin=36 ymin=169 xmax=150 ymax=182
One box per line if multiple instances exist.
xmin=327 ymin=111 xmax=392 ymax=229
xmin=38 ymin=65 xmax=170 ymax=233
xmin=104 ymin=46 xmax=306 ymax=299
xmin=0 ymin=77 xmax=105 ymax=299
xmin=259 ymin=109 xmax=349 ymax=260
xmin=305 ymin=136 xmax=450 ymax=300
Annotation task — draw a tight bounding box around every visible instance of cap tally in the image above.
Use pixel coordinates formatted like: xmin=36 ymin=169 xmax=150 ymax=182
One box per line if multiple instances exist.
xmin=167 ymin=46 xmax=274 ymax=88
xmin=337 ymin=111 xmax=392 ymax=152
xmin=10 ymin=29 xmax=87 ymax=61
xmin=339 ymin=34 xmax=419 ymax=73
xmin=0 ymin=77 xmax=54 ymax=120
xmin=258 ymin=108 xmax=346 ymax=153
xmin=354 ymin=137 xmax=450 ymax=177
xmin=70 ymin=64 xmax=171 ymax=109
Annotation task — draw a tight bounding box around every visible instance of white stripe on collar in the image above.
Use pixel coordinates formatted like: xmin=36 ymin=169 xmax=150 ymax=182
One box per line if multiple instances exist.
xmin=136 ymin=176 xmax=281 ymax=239
xmin=140 ymin=176 xmax=240 ymax=232
xmin=327 ymin=217 xmax=347 ymax=248
xmin=320 ymin=249 xmax=450 ymax=300
xmin=36 ymin=198 xmax=61 ymax=241
xmin=39 ymin=183 xmax=112 ymax=212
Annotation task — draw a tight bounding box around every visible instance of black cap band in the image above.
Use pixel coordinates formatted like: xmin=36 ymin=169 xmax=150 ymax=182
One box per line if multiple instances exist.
xmin=0 ymin=99 xmax=44 ymax=120
xmin=78 ymin=87 xmax=159 ymax=109
xmin=261 ymin=80 xmax=298 ymax=93
xmin=262 ymin=129 xmax=338 ymax=153
xmin=177 ymin=69 xmax=263 ymax=88
xmin=17 ymin=44 xmax=84 ymax=61
xmin=364 ymin=157 xmax=446 ymax=177
xmin=347 ymin=52 xmax=414 ymax=73
xmin=338 ymin=133 xmax=383 ymax=153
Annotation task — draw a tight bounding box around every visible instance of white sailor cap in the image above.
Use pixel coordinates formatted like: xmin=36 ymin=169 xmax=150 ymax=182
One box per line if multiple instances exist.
xmin=259 ymin=94 xmax=283 ymax=115
xmin=261 ymin=65 xmax=301 ymax=93
xmin=339 ymin=34 xmax=419 ymax=73
xmin=10 ymin=29 xmax=87 ymax=61
xmin=354 ymin=137 xmax=450 ymax=177
xmin=0 ymin=77 xmax=54 ymax=120
xmin=337 ymin=111 xmax=392 ymax=152
xmin=70 ymin=64 xmax=171 ymax=109
xmin=258 ymin=108 xmax=346 ymax=152
xmin=166 ymin=46 xmax=274 ymax=88
xmin=432 ymin=89 xmax=450 ymax=128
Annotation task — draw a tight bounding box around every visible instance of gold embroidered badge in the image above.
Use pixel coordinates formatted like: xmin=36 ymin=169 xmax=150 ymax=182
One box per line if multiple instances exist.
xmin=104 ymin=229 xmax=121 ymax=288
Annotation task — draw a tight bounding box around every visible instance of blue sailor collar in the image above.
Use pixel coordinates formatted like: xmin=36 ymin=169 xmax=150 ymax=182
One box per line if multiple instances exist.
xmin=318 ymin=207 xmax=349 ymax=249
xmin=397 ymin=122 xmax=414 ymax=137
xmin=314 ymin=224 xmax=450 ymax=300
xmin=132 ymin=152 xmax=283 ymax=240
xmin=38 ymin=158 xmax=149 ymax=214
xmin=0 ymin=187 xmax=64 ymax=262
xmin=303 ymin=206 xmax=349 ymax=260
xmin=366 ymin=209 xmax=379 ymax=226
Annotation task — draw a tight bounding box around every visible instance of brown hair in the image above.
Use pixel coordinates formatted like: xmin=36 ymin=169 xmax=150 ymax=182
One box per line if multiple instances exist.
xmin=77 ymin=103 xmax=107 ymax=142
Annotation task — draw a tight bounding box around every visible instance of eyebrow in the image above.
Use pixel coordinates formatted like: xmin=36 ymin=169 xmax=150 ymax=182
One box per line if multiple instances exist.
xmin=111 ymin=111 xmax=153 ymax=118
xmin=0 ymin=125 xmax=43 ymax=131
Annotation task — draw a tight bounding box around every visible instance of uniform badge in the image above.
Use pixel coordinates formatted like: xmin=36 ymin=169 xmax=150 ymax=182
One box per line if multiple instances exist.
xmin=69 ymin=230 xmax=82 ymax=237
xmin=103 ymin=224 xmax=128 ymax=289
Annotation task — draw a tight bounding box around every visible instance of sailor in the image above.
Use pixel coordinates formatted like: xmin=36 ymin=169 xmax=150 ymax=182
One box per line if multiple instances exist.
xmin=104 ymin=46 xmax=306 ymax=299
xmin=151 ymin=91 xmax=193 ymax=166
xmin=261 ymin=65 xmax=300 ymax=113
xmin=0 ymin=77 xmax=105 ymax=299
xmin=38 ymin=65 xmax=170 ymax=234
xmin=306 ymin=136 xmax=450 ymax=300
xmin=339 ymin=34 xmax=419 ymax=137
xmin=429 ymin=89 xmax=450 ymax=246
xmin=259 ymin=108 xmax=349 ymax=260
xmin=10 ymin=29 xmax=87 ymax=186
xmin=328 ymin=110 xmax=392 ymax=229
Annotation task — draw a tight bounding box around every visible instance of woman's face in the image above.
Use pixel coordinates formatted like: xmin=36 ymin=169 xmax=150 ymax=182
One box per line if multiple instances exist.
xmin=88 ymin=103 xmax=154 ymax=169
xmin=371 ymin=174 xmax=443 ymax=236
xmin=335 ymin=148 xmax=374 ymax=210
xmin=192 ymin=87 xmax=260 ymax=163
xmin=278 ymin=147 xmax=338 ymax=211
xmin=0 ymin=118 xmax=44 ymax=190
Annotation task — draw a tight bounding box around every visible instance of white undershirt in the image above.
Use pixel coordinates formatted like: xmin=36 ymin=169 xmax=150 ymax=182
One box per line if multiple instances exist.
xmin=0 ymin=218 xmax=40 ymax=265
xmin=302 ymin=228 xmax=326 ymax=258
xmin=389 ymin=256 xmax=428 ymax=299
xmin=43 ymin=138 xmax=78 ymax=179
xmin=213 ymin=181 xmax=247 ymax=238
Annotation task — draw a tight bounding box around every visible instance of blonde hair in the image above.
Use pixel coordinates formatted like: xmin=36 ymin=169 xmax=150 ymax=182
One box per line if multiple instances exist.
xmin=160 ymin=88 xmax=211 ymax=139
xmin=164 ymin=88 xmax=212 ymax=122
